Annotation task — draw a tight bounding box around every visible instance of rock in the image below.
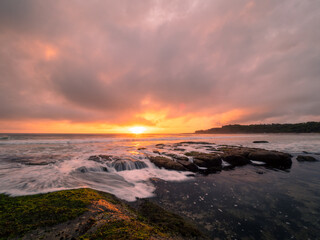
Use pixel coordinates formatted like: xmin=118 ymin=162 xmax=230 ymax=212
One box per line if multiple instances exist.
xmin=179 ymin=141 xmax=214 ymax=145
xmin=186 ymin=173 xmax=196 ymax=177
xmin=155 ymin=144 xmax=165 ymax=148
xmin=253 ymin=141 xmax=269 ymax=143
xmin=297 ymin=155 xmax=318 ymax=162
xmin=88 ymin=155 xmax=112 ymax=163
xmin=25 ymin=161 xmax=55 ymax=166
xmin=111 ymin=160 xmax=148 ymax=171
xmin=148 ymin=156 xmax=187 ymax=171
xmin=248 ymin=150 xmax=292 ymax=168
xmin=192 ymin=159 xmax=205 ymax=167
xmin=215 ymin=146 xmax=292 ymax=169
xmin=177 ymin=160 xmax=198 ymax=172
xmin=223 ymin=155 xmax=250 ymax=166
xmin=186 ymin=152 xmax=222 ymax=168
xmin=163 ymin=153 xmax=189 ymax=161
xmin=137 ymin=147 xmax=146 ymax=150
xmin=153 ymin=150 xmax=161 ymax=154
xmin=77 ymin=166 xmax=88 ymax=173
xmin=173 ymin=148 xmax=185 ymax=151
xmin=217 ymin=147 xmax=252 ymax=157
xmin=101 ymin=167 xmax=108 ymax=172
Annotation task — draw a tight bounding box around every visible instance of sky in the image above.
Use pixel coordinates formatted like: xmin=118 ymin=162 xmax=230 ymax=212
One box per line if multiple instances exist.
xmin=0 ymin=0 xmax=320 ymax=133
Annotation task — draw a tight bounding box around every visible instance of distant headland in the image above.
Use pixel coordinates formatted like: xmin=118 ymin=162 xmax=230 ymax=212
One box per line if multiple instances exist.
xmin=195 ymin=122 xmax=320 ymax=134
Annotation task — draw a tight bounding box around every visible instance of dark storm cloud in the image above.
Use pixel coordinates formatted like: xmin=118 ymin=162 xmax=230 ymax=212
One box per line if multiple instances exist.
xmin=0 ymin=0 xmax=320 ymax=128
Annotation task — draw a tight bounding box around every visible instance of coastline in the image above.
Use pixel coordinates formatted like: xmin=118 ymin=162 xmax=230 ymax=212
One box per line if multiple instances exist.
xmin=1 ymin=136 xmax=320 ymax=239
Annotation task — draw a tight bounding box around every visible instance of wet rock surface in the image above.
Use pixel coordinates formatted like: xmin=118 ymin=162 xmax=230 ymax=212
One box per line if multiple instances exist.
xmin=297 ymin=155 xmax=318 ymax=162
xmin=147 ymin=142 xmax=293 ymax=172
xmin=149 ymin=156 xmax=187 ymax=171
xmin=88 ymin=155 xmax=113 ymax=163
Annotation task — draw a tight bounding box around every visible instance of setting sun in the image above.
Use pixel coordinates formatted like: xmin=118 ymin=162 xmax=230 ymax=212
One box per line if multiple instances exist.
xmin=129 ymin=126 xmax=146 ymax=134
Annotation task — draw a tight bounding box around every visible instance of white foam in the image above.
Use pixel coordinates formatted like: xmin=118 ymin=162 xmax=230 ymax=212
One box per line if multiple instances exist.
xmin=1 ymin=133 xmax=320 ymax=201
xmin=0 ymin=153 xmax=192 ymax=201
xmin=250 ymin=160 xmax=266 ymax=165
xmin=222 ymin=160 xmax=231 ymax=167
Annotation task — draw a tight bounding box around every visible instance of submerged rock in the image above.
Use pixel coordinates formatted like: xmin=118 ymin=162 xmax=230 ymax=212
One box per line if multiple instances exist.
xmin=137 ymin=199 xmax=204 ymax=238
xmin=253 ymin=141 xmax=269 ymax=143
xmin=297 ymin=155 xmax=318 ymax=162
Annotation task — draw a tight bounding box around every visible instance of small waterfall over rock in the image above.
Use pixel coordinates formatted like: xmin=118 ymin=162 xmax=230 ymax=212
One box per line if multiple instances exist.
xmin=86 ymin=155 xmax=148 ymax=172
xmin=108 ymin=160 xmax=148 ymax=172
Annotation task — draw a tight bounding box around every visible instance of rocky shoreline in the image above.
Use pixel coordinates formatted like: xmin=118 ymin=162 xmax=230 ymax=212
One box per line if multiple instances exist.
xmin=2 ymin=141 xmax=318 ymax=239
xmin=86 ymin=141 xmax=318 ymax=175
xmin=147 ymin=142 xmax=295 ymax=173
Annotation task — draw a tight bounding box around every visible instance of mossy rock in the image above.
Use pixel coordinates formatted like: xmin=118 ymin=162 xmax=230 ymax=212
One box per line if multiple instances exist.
xmin=138 ymin=200 xmax=204 ymax=239
xmin=0 ymin=188 xmax=205 ymax=239
xmin=0 ymin=188 xmax=103 ymax=239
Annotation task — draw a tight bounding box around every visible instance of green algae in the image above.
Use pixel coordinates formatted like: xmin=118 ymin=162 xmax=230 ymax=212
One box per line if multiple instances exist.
xmin=0 ymin=188 xmax=102 ymax=239
xmin=0 ymin=188 xmax=204 ymax=239
xmin=80 ymin=219 xmax=157 ymax=240
xmin=138 ymin=200 xmax=205 ymax=239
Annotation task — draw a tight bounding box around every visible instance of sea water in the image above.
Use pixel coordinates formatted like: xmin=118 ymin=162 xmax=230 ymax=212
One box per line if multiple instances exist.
xmin=0 ymin=133 xmax=320 ymax=239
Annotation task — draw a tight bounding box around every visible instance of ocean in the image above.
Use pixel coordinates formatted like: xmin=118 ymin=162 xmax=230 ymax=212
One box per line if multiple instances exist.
xmin=1 ymin=133 xmax=320 ymax=239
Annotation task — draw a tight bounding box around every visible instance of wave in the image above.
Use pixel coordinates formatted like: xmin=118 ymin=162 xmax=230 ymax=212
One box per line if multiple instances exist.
xmin=0 ymin=136 xmax=218 ymax=145
xmin=0 ymin=154 xmax=192 ymax=202
xmin=0 ymin=133 xmax=263 ymax=146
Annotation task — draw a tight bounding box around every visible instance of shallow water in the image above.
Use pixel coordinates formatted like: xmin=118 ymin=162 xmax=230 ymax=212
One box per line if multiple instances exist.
xmin=0 ymin=133 xmax=320 ymax=239
xmin=151 ymin=161 xmax=320 ymax=239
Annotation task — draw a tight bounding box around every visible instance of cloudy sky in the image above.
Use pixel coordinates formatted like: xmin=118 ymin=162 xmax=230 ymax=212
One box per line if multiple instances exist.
xmin=0 ymin=0 xmax=319 ymax=133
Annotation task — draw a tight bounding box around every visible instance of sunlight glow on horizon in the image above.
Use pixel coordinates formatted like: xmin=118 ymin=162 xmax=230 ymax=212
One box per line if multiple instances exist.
xmin=128 ymin=126 xmax=147 ymax=134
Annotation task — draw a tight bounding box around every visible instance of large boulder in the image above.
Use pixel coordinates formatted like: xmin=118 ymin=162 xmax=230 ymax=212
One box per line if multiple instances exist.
xmin=149 ymin=156 xmax=187 ymax=171
xmin=185 ymin=152 xmax=222 ymax=168
xmin=177 ymin=160 xmax=198 ymax=172
xmin=223 ymin=155 xmax=250 ymax=166
xmin=248 ymin=150 xmax=292 ymax=168
xmin=217 ymin=147 xmax=252 ymax=158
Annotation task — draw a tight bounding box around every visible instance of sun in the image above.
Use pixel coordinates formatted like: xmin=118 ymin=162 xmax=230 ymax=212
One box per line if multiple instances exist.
xmin=129 ymin=126 xmax=146 ymax=134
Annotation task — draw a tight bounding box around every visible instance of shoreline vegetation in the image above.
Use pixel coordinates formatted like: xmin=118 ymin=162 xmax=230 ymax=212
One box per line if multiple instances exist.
xmin=195 ymin=122 xmax=320 ymax=134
